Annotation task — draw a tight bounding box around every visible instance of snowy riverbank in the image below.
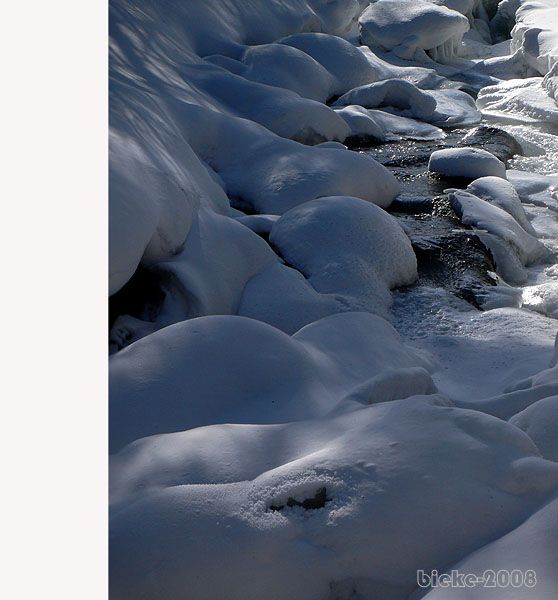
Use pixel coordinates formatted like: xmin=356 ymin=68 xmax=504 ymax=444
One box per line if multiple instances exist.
xmin=109 ymin=1 xmax=558 ymax=598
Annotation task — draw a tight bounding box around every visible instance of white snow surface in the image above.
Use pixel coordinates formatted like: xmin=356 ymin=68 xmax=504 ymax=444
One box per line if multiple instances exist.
xmin=429 ymin=147 xmax=507 ymax=179
xmin=109 ymin=0 xmax=558 ymax=597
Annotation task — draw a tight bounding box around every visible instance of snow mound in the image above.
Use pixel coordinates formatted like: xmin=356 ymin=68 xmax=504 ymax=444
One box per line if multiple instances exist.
xmin=278 ymin=33 xmax=380 ymax=95
xmin=269 ymin=196 xmax=418 ymax=316
xmin=511 ymin=0 xmax=558 ymax=76
xmin=110 ymin=395 xmax=558 ymax=600
xmin=426 ymin=89 xmax=482 ymax=126
xmin=448 ymin=189 xmax=549 ymax=284
xmin=359 ymin=0 xmax=469 ymax=62
xmin=333 ymin=79 xmax=437 ymax=120
xmin=510 ymin=396 xmax=558 ymax=461
xmin=240 ymin=43 xmax=336 ymax=102
xmin=109 ymin=312 xmax=430 ymax=452
xmin=429 ymin=147 xmax=507 ymax=179
xmin=177 ymin=103 xmax=398 ymax=214
xmin=522 ymin=281 xmax=558 ymax=319
xmin=416 ymin=497 xmax=558 ymax=599
xmin=466 ymin=176 xmax=538 ymax=235
xmin=335 ymin=105 xmax=445 ymax=144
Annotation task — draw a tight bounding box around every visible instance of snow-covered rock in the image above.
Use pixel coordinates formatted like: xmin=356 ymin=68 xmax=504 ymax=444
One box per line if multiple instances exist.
xmin=109 ymin=312 xmax=431 ymax=452
xmin=510 ymin=0 xmax=558 ymax=76
xmin=269 ymin=196 xmax=418 ymax=315
xmin=448 ymin=189 xmax=549 ymax=284
xmin=334 ymin=79 xmax=437 ymax=120
xmin=466 ymin=176 xmax=538 ymax=235
xmin=429 ymin=147 xmax=507 ymax=179
xmin=359 ymin=0 xmax=470 ymax=61
xmin=278 ymin=32 xmax=380 ymax=95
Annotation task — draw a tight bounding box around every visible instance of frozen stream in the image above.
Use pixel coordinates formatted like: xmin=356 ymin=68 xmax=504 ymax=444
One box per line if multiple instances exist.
xmin=360 ymin=118 xmax=558 ymax=403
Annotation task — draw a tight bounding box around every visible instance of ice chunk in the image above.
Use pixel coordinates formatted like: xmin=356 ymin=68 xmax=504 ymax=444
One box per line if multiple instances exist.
xmin=429 ymin=147 xmax=507 ymax=179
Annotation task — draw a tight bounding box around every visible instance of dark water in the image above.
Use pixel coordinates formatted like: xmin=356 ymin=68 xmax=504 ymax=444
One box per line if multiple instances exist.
xmin=354 ymin=126 xmax=523 ymax=306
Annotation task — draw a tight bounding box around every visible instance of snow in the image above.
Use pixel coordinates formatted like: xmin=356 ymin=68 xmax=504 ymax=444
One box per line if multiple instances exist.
xmin=415 ymin=497 xmax=558 ymax=599
xmin=109 ymin=0 xmax=558 ymax=596
xmin=334 ymin=79 xmax=437 ymax=120
xmin=510 ymin=396 xmax=558 ymax=461
xmin=510 ymin=0 xmax=558 ymax=76
xmin=110 ymin=393 xmax=558 ymax=600
xmin=335 ymin=105 xmax=445 ymax=143
xmin=109 ymin=311 xmax=431 ymax=453
xmin=465 ymin=176 xmax=538 ymax=235
xmin=268 ymin=196 xmax=418 ymax=316
xmin=359 ymin=0 xmax=470 ymax=62
xmin=448 ymin=188 xmax=549 ymax=284
xmin=429 ymin=147 xmax=507 ymax=179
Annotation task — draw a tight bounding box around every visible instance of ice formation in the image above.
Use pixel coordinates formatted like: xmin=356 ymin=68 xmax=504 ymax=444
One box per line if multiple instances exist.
xmin=109 ymin=0 xmax=558 ymax=597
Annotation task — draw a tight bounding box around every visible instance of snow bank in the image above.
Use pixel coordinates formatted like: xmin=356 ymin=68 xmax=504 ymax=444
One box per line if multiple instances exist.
xmin=278 ymin=32 xmax=380 ymax=95
xmin=110 ymin=394 xmax=558 ymax=600
xmin=429 ymin=147 xmax=507 ymax=179
xmin=448 ymin=189 xmax=548 ymax=284
xmin=477 ymin=77 xmax=558 ymax=124
xmin=269 ymin=196 xmax=418 ymax=315
xmin=510 ymin=0 xmax=558 ymax=76
xmin=109 ymin=0 xmax=398 ymax=295
xmin=510 ymin=396 xmax=558 ymax=461
xmin=415 ymin=497 xmax=558 ymax=599
xmin=359 ymin=0 xmax=469 ymax=61
xmin=507 ymin=170 xmax=558 ymax=213
xmin=109 ymin=312 xmax=431 ymax=453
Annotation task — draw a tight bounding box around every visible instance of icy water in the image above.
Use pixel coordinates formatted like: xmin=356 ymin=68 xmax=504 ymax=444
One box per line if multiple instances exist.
xmin=358 ymin=121 xmax=558 ymax=401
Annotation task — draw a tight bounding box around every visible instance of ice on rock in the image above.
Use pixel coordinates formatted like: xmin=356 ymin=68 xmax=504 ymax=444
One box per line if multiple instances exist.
xmin=333 ymin=79 xmax=437 ymax=120
xmin=466 ymin=176 xmax=538 ymax=235
xmin=510 ymin=396 xmax=558 ymax=461
xmin=429 ymin=147 xmax=507 ymax=179
xmin=425 ymin=89 xmax=482 ymax=126
xmin=278 ymin=33 xmax=381 ymax=95
xmin=240 ymin=43 xmax=336 ymax=102
xmin=110 ymin=395 xmax=558 ymax=600
xmin=359 ymin=0 xmax=469 ymax=61
xmin=109 ymin=312 xmax=431 ymax=452
xmin=448 ymin=189 xmax=549 ymax=284
xmin=416 ymin=497 xmax=558 ymax=599
xmin=269 ymin=196 xmax=418 ymax=316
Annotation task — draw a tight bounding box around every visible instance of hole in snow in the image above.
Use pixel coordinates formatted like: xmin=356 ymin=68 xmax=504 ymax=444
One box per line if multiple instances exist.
xmin=268 ymin=487 xmax=331 ymax=512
